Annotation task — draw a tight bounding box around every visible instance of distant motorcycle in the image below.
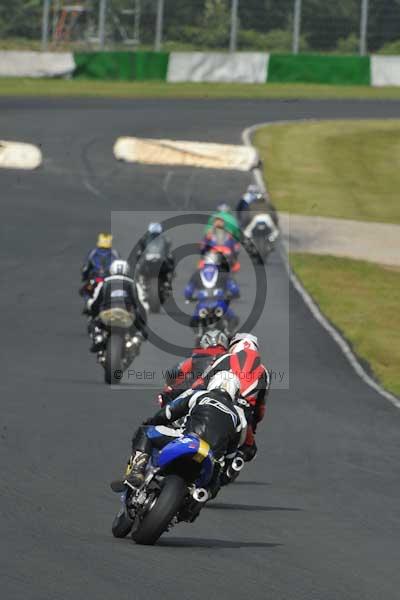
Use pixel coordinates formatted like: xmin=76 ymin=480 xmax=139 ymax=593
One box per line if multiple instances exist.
xmin=187 ymin=288 xmax=236 ymax=341
xmin=243 ymin=213 xmax=278 ymax=265
xmin=137 ymin=238 xmax=172 ymax=313
xmin=92 ymin=307 xmax=141 ymax=384
xmin=111 ymin=433 xmax=214 ymax=545
xmin=198 ymin=245 xmax=240 ymax=272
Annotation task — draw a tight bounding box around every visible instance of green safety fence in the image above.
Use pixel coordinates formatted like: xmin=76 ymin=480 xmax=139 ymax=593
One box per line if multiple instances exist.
xmin=132 ymin=51 xmax=169 ymax=81
xmin=73 ymin=51 xmax=169 ymax=81
xmin=72 ymin=51 xmax=373 ymax=85
xmin=267 ymin=54 xmax=371 ymax=85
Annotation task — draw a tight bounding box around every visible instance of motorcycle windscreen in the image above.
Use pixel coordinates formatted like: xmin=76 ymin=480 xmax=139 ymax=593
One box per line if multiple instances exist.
xmin=99 ymin=307 xmax=135 ymax=328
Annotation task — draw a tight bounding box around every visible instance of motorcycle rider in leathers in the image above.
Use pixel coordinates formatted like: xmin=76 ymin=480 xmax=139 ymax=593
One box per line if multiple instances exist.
xmin=111 ymin=371 xmax=247 ymax=492
xmin=87 ymin=259 xmax=148 ymax=354
xmin=187 ymin=333 xmax=270 ymax=463
xmin=159 ymin=329 xmax=229 ymax=407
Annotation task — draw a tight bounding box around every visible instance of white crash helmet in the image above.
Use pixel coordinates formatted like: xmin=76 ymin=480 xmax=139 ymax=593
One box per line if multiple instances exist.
xmin=110 ymin=259 xmax=130 ymax=276
xmin=207 ymin=370 xmax=240 ymax=402
xmin=229 ymin=332 xmax=259 ymax=353
xmin=203 ymin=252 xmax=220 ymax=267
xmin=247 ymin=184 xmax=261 ymax=195
xmin=199 ymin=329 xmax=229 ymax=350
xmin=148 ymin=222 xmax=163 ymax=235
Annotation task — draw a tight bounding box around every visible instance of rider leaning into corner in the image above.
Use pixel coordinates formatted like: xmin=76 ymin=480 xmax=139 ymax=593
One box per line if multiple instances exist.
xmin=190 ymin=333 xmax=270 ymax=463
xmin=136 ymin=222 xmax=175 ymax=290
xmin=81 ymin=233 xmax=120 ymax=287
xmin=184 ymin=252 xmax=240 ymax=334
xmin=236 ymin=185 xmax=280 ymax=244
xmin=87 ymin=259 xmax=148 ymax=354
xmin=111 ymin=370 xmax=247 ymax=494
xmin=159 ymin=329 xmax=230 ymax=407
xmin=200 ymin=214 xmax=241 ymax=263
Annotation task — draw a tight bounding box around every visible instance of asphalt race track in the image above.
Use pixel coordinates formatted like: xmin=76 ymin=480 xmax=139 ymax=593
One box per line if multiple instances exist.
xmin=1 ymin=98 xmax=400 ymax=600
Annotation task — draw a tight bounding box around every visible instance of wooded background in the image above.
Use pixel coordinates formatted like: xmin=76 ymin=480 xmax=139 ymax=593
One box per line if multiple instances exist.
xmin=1 ymin=1 xmax=400 ymax=54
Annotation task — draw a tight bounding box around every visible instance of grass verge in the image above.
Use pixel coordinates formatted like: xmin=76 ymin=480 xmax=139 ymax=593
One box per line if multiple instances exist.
xmin=290 ymin=253 xmax=400 ymax=397
xmin=2 ymin=78 xmax=400 ymax=100
xmin=254 ymin=119 xmax=400 ymax=224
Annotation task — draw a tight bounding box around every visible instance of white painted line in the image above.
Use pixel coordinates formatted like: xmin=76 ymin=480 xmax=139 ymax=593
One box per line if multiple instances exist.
xmin=0 ymin=140 xmax=42 ymax=170
xmin=242 ymin=121 xmax=400 ymax=409
xmin=114 ymin=137 xmax=258 ymax=171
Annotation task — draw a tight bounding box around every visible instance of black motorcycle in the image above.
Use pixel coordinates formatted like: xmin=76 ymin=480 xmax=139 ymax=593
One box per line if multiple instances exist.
xmin=93 ymin=307 xmax=140 ymax=384
xmin=137 ymin=238 xmax=172 ymax=313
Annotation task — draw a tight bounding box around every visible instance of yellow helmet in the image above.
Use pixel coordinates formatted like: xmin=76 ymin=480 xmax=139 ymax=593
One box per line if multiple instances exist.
xmin=97 ymin=233 xmax=112 ymax=249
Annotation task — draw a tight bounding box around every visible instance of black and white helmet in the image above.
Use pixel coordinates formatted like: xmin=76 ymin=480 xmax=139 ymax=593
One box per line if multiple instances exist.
xmin=199 ymin=329 xmax=229 ymax=350
xmin=110 ymin=259 xmax=130 ymax=276
xmin=207 ymin=370 xmax=240 ymax=402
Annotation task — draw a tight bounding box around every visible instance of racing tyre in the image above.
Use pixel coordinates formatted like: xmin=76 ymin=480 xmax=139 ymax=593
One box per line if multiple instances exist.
xmin=131 ymin=475 xmax=187 ymax=545
xmin=105 ymin=333 xmax=124 ymax=385
xmin=147 ymin=277 xmax=161 ymax=313
xmin=253 ymin=236 xmax=271 ymax=265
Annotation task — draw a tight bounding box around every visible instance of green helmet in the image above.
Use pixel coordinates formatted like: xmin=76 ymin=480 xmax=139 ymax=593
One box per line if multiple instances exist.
xmin=205 ymin=210 xmax=241 ymax=240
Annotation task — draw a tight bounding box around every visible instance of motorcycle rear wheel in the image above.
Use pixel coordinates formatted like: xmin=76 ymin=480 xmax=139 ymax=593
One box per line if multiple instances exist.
xmin=147 ymin=277 xmax=161 ymax=313
xmin=131 ymin=475 xmax=187 ymax=545
xmin=104 ymin=333 xmax=124 ymax=385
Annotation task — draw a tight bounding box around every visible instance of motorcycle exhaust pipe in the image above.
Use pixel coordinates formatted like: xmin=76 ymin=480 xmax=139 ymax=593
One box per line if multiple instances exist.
xmin=214 ymin=307 xmax=224 ymax=318
xmin=198 ymin=308 xmax=209 ymax=319
xmin=226 ymin=456 xmax=245 ymax=480
xmin=192 ymin=488 xmax=209 ymax=503
xmin=232 ymin=456 xmax=245 ymax=472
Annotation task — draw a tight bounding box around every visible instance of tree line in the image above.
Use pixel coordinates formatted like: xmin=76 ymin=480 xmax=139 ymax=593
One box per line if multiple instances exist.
xmin=1 ymin=0 xmax=400 ymax=53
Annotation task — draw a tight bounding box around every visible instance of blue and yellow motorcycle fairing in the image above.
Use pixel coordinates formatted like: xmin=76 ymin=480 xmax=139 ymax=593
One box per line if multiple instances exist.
xmin=112 ymin=432 xmax=215 ymax=545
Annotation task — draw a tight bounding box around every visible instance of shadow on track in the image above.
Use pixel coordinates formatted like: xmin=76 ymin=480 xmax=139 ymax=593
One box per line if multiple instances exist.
xmin=231 ymin=480 xmax=270 ymax=486
xmin=206 ymin=502 xmax=302 ymax=512
xmin=158 ymin=537 xmax=281 ymax=549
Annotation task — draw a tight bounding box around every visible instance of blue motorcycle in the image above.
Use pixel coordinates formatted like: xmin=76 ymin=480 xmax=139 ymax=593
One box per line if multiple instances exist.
xmin=185 ymin=263 xmax=240 ymax=339
xmin=112 ymin=432 xmax=214 ymax=545
xmin=188 ymin=288 xmax=239 ymax=340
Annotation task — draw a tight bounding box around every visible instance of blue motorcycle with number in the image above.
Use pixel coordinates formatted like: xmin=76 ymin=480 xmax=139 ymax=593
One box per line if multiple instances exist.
xmin=188 ymin=288 xmax=239 ymax=340
xmin=111 ymin=432 xmax=214 ymax=545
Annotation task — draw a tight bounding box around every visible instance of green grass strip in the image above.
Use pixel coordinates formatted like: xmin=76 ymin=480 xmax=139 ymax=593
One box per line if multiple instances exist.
xmin=291 ymin=253 xmax=400 ymax=397
xmin=3 ymin=79 xmax=400 ymax=99
xmin=254 ymin=120 xmax=400 ymax=224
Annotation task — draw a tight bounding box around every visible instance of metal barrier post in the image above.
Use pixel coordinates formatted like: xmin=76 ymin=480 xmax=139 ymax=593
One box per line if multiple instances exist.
xmin=155 ymin=0 xmax=165 ymax=51
xmin=292 ymin=0 xmax=302 ymax=54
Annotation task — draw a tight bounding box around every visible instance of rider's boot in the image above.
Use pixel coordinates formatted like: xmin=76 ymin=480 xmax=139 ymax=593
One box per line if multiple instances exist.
xmin=125 ymin=451 xmax=149 ymax=487
xmin=110 ymin=451 xmax=149 ymax=493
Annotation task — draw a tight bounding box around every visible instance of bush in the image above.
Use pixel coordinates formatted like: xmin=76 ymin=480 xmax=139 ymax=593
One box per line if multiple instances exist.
xmin=336 ymin=33 xmax=359 ymax=54
xmin=239 ymin=28 xmax=308 ymax=53
xmin=378 ymin=39 xmax=400 ymax=55
xmin=167 ymin=25 xmax=229 ymax=49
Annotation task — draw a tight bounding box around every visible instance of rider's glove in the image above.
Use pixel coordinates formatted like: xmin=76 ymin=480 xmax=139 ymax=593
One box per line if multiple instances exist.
xmin=143 ymin=407 xmax=169 ymax=427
